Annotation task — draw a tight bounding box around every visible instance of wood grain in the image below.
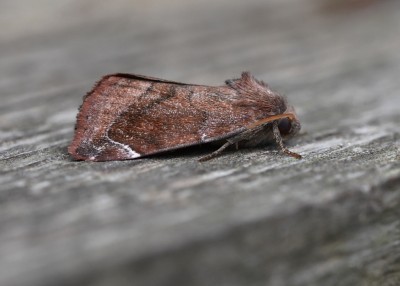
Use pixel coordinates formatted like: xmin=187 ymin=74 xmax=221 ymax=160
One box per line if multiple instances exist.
xmin=1 ymin=0 xmax=400 ymax=285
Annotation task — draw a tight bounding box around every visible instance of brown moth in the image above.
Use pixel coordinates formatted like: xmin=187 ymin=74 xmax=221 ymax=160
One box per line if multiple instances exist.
xmin=68 ymin=72 xmax=301 ymax=161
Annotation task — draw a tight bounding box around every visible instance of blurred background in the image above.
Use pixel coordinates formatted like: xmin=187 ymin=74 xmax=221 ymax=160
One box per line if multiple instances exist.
xmin=2 ymin=0 xmax=399 ymax=135
xmin=1 ymin=0 xmax=400 ymax=286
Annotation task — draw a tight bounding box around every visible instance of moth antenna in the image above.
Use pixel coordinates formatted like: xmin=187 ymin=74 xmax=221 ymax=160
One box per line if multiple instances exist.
xmin=246 ymin=113 xmax=296 ymax=129
xmin=272 ymin=121 xmax=302 ymax=159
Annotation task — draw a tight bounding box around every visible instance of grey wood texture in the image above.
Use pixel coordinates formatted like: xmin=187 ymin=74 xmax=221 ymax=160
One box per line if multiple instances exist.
xmin=1 ymin=0 xmax=400 ymax=285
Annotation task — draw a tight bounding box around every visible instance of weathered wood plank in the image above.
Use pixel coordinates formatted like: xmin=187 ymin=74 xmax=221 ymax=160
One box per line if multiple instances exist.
xmin=1 ymin=0 xmax=400 ymax=285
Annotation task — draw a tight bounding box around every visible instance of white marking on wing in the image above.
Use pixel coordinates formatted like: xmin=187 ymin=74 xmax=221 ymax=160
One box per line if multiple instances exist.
xmin=106 ymin=135 xmax=141 ymax=158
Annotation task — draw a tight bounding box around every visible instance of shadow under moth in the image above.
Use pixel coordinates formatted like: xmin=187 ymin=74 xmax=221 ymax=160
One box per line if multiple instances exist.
xmin=68 ymin=72 xmax=301 ymax=161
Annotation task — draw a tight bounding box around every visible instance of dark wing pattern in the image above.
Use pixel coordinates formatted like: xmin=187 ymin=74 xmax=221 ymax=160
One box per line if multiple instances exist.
xmin=68 ymin=72 xmax=287 ymax=161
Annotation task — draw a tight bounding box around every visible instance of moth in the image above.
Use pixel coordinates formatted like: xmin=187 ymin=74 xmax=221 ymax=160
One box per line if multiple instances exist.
xmin=68 ymin=72 xmax=301 ymax=161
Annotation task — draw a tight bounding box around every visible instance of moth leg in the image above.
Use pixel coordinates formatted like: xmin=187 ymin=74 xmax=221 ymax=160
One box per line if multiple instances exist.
xmin=272 ymin=121 xmax=302 ymax=159
xmin=198 ymin=127 xmax=256 ymax=162
xmin=198 ymin=141 xmax=234 ymax=162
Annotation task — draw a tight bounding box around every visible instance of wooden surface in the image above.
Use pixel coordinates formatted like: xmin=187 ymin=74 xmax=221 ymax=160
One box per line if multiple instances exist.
xmin=1 ymin=0 xmax=400 ymax=285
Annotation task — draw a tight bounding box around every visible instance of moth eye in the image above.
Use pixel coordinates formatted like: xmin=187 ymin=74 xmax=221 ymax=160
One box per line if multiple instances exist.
xmin=278 ymin=118 xmax=291 ymax=135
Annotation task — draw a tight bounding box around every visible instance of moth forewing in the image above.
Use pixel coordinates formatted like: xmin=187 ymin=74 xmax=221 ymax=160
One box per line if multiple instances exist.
xmin=68 ymin=72 xmax=301 ymax=161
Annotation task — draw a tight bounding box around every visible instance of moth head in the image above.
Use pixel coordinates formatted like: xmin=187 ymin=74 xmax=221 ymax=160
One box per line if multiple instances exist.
xmin=278 ymin=106 xmax=301 ymax=139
